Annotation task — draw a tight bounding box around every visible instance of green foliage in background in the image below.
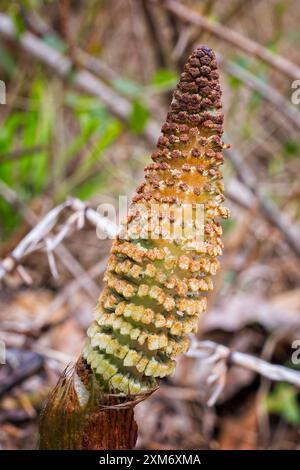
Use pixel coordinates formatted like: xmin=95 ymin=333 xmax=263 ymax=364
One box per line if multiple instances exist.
xmin=0 ymin=30 xmax=179 ymax=240
xmin=150 ymin=69 xmax=178 ymax=91
xmin=265 ymin=383 xmax=300 ymax=425
xmin=0 ymin=76 xmax=122 ymax=239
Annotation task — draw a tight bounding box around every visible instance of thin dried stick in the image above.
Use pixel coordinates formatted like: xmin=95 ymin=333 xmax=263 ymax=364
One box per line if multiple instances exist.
xmin=0 ymin=13 xmax=161 ymax=146
xmin=226 ymin=147 xmax=300 ymax=258
xmin=0 ymin=181 xmax=103 ymax=296
xmin=188 ymin=339 xmax=300 ymax=406
xmin=218 ymin=54 xmax=300 ymax=130
xmin=163 ymin=0 xmax=300 ymax=80
xmin=141 ymin=0 xmax=169 ymax=68
xmin=0 ymin=197 xmax=117 ymax=281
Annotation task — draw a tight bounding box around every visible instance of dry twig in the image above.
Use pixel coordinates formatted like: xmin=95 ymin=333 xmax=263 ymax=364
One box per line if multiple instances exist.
xmin=163 ymin=0 xmax=300 ymax=80
xmin=0 ymin=13 xmax=160 ymax=146
xmin=188 ymin=339 xmax=300 ymax=406
xmin=218 ymin=54 xmax=300 ymax=130
xmin=0 ymin=197 xmax=117 ymax=281
xmin=226 ymin=147 xmax=300 ymax=257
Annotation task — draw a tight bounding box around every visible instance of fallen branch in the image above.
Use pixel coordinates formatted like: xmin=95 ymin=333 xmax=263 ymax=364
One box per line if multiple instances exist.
xmin=163 ymin=0 xmax=300 ymax=80
xmin=141 ymin=0 xmax=169 ymax=68
xmin=218 ymin=54 xmax=300 ymax=130
xmin=0 ymin=13 xmax=160 ymax=146
xmin=170 ymin=0 xmax=252 ymax=62
xmin=226 ymin=147 xmax=300 ymax=258
xmin=0 ymin=197 xmax=117 ymax=281
xmin=0 ymin=180 xmax=104 ymax=297
xmin=188 ymin=339 xmax=300 ymax=406
xmin=0 ymin=349 xmax=44 ymax=399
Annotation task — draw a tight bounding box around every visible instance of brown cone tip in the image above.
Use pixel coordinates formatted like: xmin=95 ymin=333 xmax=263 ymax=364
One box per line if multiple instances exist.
xmin=165 ymin=45 xmax=222 ymax=129
xmin=135 ymin=44 xmax=225 ymax=206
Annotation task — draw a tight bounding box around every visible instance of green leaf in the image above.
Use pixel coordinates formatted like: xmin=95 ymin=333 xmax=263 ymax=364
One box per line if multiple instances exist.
xmin=151 ymin=69 xmax=178 ymax=91
xmin=0 ymin=44 xmax=16 ymax=77
xmin=0 ymin=198 xmax=21 ymax=240
xmin=113 ymin=78 xmax=143 ymax=98
xmin=80 ymin=119 xmax=122 ymax=171
xmin=11 ymin=12 xmax=26 ymax=37
xmin=66 ymin=93 xmax=108 ymax=121
xmin=75 ymin=174 xmax=106 ymax=200
xmin=129 ymin=100 xmax=149 ymax=134
xmin=96 ymin=119 xmax=122 ymax=152
xmin=274 ymin=0 xmax=288 ymax=17
xmin=232 ymin=55 xmax=251 ymax=69
xmin=265 ymin=383 xmax=300 ymax=425
xmin=43 ymin=33 xmax=67 ymax=53
xmin=228 ymin=76 xmax=241 ymax=90
xmin=283 ymin=140 xmax=299 ymax=159
xmin=62 ymin=119 xmax=99 ymax=164
xmin=224 ymin=271 xmax=236 ymax=285
xmin=0 ymin=113 xmax=25 ymax=186
xmin=221 ymin=218 xmax=236 ymax=234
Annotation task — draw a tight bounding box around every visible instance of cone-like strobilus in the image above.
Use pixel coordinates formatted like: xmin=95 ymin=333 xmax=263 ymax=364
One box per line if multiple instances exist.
xmin=39 ymin=45 xmax=229 ymax=450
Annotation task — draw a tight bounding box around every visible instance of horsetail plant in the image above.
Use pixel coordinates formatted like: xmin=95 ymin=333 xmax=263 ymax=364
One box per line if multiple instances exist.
xmin=39 ymin=45 xmax=229 ymax=450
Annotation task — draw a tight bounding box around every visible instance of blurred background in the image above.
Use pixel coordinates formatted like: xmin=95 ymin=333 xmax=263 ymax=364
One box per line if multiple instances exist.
xmin=0 ymin=0 xmax=300 ymax=450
